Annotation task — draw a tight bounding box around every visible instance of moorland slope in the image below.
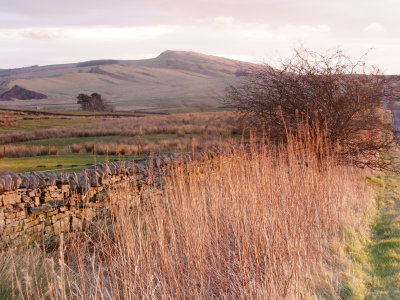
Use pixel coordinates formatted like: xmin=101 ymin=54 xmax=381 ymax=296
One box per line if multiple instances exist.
xmin=0 ymin=51 xmax=253 ymax=111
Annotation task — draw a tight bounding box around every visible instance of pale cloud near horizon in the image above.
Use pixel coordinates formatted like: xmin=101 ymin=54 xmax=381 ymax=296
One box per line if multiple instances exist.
xmin=364 ymin=23 xmax=386 ymax=32
xmin=1 ymin=0 xmax=400 ymax=73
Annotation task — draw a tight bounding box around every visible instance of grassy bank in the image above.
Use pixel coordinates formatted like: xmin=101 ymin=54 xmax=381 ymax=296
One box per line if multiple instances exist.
xmin=366 ymin=157 xmax=400 ymax=299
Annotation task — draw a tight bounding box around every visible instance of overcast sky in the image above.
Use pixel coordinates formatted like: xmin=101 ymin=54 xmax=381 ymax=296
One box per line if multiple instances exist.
xmin=1 ymin=0 xmax=399 ymax=73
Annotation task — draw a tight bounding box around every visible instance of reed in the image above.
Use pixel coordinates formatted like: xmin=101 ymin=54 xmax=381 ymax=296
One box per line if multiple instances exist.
xmin=0 ymin=145 xmax=58 ymax=158
xmin=0 ymin=127 xmax=373 ymax=299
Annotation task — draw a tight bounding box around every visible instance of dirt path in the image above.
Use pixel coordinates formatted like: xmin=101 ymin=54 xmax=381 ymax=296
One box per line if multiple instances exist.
xmin=366 ymin=160 xmax=400 ymax=299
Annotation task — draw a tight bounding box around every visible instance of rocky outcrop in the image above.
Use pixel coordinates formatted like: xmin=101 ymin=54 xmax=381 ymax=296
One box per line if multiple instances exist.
xmin=88 ymin=66 xmax=128 ymax=80
xmin=77 ymin=59 xmax=119 ymax=68
xmin=0 ymin=85 xmax=48 ymax=101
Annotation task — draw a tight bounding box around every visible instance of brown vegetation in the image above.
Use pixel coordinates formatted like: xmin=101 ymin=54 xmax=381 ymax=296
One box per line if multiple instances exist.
xmin=70 ymin=144 xmax=82 ymax=154
xmin=0 ymin=118 xmax=17 ymax=127
xmin=225 ymin=48 xmax=393 ymax=169
xmin=0 ymin=111 xmax=239 ymax=144
xmin=0 ymin=145 xmax=58 ymax=158
xmin=0 ymin=128 xmax=373 ymax=298
xmin=80 ymin=136 xmax=237 ymax=156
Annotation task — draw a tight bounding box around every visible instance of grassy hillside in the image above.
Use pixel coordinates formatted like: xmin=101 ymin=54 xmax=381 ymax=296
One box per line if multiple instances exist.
xmin=0 ymin=51 xmax=251 ymax=111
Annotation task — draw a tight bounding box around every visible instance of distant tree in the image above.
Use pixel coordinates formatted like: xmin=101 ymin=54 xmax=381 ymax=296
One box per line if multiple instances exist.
xmin=77 ymin=93 xmax=114 ymax=112
xmin=224 ymin=48 xmax=394 ymax=169
xmin=76 ymin=93 xmax=92 ymax=110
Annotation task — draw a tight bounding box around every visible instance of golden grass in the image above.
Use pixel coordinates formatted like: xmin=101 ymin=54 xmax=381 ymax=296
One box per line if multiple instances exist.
xmin=80 ymin=136 xmax=237 ymax=156
xmin=0 ymin=129 xmax=374 ymax=299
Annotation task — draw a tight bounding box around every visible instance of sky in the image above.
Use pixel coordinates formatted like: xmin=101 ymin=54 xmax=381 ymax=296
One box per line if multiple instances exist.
xmin=1 ymin=0 xmax=399 ymax=73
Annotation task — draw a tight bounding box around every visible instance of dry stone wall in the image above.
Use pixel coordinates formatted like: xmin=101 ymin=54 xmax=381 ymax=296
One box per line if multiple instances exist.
xmin=0 ymin=154 xmax=181 ymax=246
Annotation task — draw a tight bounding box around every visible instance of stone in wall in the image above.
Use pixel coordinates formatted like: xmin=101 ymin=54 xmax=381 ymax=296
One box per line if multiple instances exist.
xmin=0 ymin=154 xmax=184 ymax=246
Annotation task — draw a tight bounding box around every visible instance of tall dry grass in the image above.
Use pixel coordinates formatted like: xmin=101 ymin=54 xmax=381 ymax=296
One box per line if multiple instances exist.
xmin=1 ymin=128 xmax=373 ymax=299
xmin=80 ymin=136 xmax=236 ymax=156
xmin=0 ymin=145 xmax=58 ymax=158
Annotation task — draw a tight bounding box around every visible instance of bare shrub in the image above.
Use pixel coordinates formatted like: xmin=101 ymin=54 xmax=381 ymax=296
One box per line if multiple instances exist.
xmin=49 ymin=147 xmax=58 ymax=155
xmin=0 ymin=117 xmax=17 ymax=127
xmin=95 ymin=144 xmax=109 ymax=155
xmin=38 ymin=147 xmax=49 ymax=156
xmin=84 ymin=143 xmax=95 ymax=153
xmin=225 ymin=48 xmax=393 ymax=169
xmin=70 ymin=144 xmax=82 ymax=154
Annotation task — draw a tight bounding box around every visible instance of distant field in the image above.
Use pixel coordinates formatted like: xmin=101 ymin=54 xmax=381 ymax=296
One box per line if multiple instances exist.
xmin=0 ymin=118 xmax=100 ymax=133
xmin=15 ymin=134 xmax=178 ymax=148
xmin=30 ymin=109 xmax=139 ymax=116
xmin=0 ymin=110 xmax=240 ymax=172
xmin=0 ymin=153 xmax=144 ymax=173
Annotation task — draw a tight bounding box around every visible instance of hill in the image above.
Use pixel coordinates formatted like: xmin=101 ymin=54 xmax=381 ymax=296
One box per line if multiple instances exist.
xmin=0 ymin=85 xmax=48 ymax=101
xmin=0 ymin=51 xmax=254 ymax=112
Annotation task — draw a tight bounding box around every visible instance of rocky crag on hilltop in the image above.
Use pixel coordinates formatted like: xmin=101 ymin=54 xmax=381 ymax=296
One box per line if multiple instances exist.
xmin=0 ymin=85 xmax=48 ymax=101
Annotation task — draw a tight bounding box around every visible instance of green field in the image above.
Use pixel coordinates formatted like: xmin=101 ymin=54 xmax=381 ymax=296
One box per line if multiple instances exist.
xmin=0 ymin=118 xmax=100 ymax=133
xmin=29 ymin=109 xmax=136 ymax=116
xmin=0 ymin=132 xmax=183 ymax=172
xmin=14 ymin=134 xmax=178 ymax=148
xmin=0 ymin=108 xmax=236 ymax=173
xmin=0 ymin=153 xmax=145 ymax=173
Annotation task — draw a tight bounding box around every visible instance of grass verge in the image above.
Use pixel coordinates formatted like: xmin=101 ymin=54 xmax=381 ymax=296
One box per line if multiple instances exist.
xmin=366 ymin=158 xmax=400 ymax=299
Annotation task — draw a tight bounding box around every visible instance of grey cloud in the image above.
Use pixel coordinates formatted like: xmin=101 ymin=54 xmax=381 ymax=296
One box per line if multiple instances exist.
xmin=0 ymin=0 xmax=397 ymax=30
xmin=20 ymin=29 xmax=62 ymax=40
